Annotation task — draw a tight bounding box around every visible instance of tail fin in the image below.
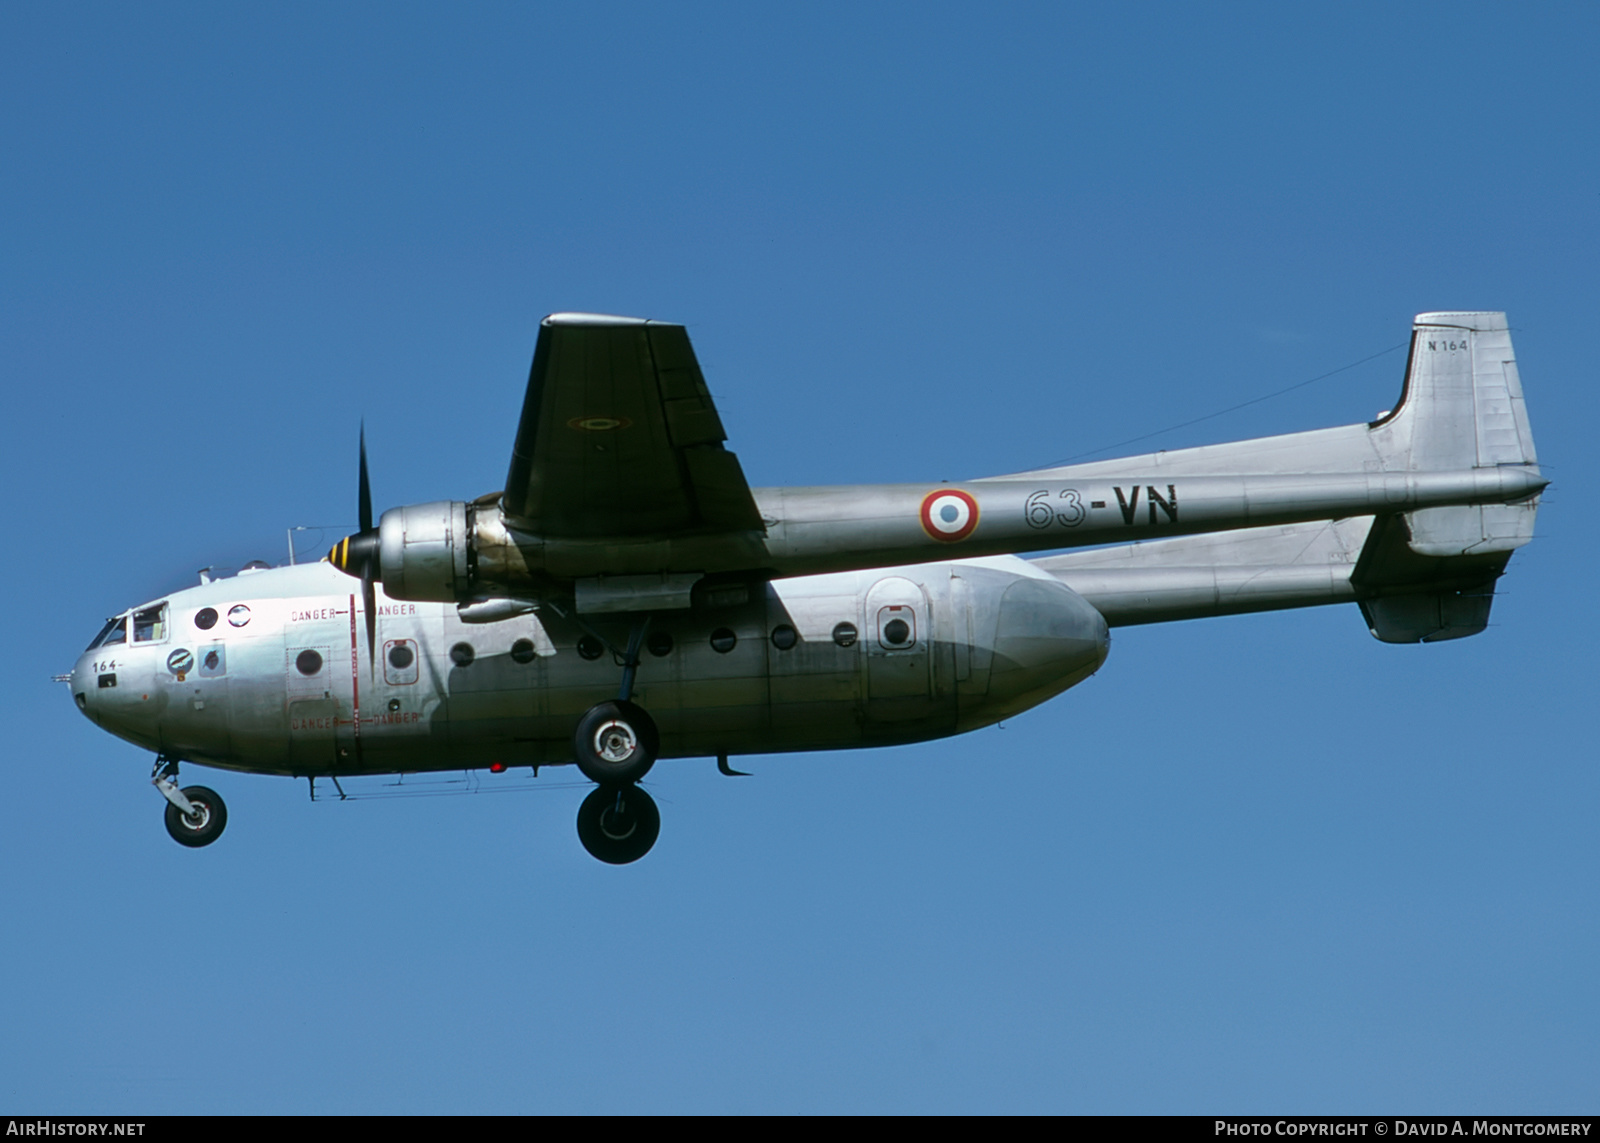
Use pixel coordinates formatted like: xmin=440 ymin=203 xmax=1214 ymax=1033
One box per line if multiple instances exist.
xmin=1373 ymin=312 xmax=1540 ymax=558
xmin=1028 ymin=311 xmax=1544 ymax=644
xmin=1020 ymin=312 xmax=1539 ymax=494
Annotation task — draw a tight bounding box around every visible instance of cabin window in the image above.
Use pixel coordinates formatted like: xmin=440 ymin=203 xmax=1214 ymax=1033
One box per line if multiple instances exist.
xmin=771 ymin=625 xmax=798 ymax=650
xmin=710 ymin=628 xmax=737 ymax=654
xmin=133 ymin=604 xmax=169 ymax=643
xmin=510 ymin=638 xmax=536 ymax=664
xmin=647 ymin=631 xmax=674 ymax=657
xmin=577 ymin=636 xmax=604 ymax=661
xmin=450 ymin=642 xmax=475 ymax=667
xmin=384 ymin=639 xmax=419 ymax=685
xmin=832 ymin=622 xmax=858 ymax=648
xmin=194 ymin=607 xmax=218 ymax=630
xmin=877 ymin=606 xmax=916 ymax=650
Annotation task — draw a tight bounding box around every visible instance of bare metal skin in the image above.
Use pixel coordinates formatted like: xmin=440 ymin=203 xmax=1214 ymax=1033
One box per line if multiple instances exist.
xmin=72 ymin=556 xmax=1108 ymax=775
xmin=68 ymin=311 xmax=1543 ymax=861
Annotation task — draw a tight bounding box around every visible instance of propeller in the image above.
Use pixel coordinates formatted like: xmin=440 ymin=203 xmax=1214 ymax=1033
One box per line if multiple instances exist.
xmin=328 ymin=426 xmax=380 ymax=671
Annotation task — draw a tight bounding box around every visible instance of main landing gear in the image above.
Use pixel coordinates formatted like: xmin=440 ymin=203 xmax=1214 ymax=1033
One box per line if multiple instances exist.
xmin=575 ymin=784 xmax=661 ymax=865
xmin=152 ymin=758 xmax=228 ymax=848
xmin=570 ymin=616 xmax=663 ymax=864
xmin=572 ymin=699 xmax=659 ymax=785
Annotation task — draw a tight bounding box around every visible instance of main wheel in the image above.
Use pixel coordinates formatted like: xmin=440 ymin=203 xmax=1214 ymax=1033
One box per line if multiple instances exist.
xmin=575 ymin=784 xmax=661 ymax=864
xmin=572 ymin=700 xmax=659 ymax=785
xmin=164 ymin=785 xmax=227 ymax=848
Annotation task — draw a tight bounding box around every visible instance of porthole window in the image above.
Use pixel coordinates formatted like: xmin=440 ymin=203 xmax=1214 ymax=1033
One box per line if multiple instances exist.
xmin=194 ymin=607 xmax=218 ymax=631
xmin=384 ymin=639 xmax=419 ymax=686
xmin=771 ymin=624 xmax=798 ymax=650
xmin=832 ymin=622 xmax=858 ymax=648
xmin=510 ymin=638 xmax=536 ymax=665
xmin=710 ymin=627 xmax=737 ymax=654
xmin=296 ymin=649 xmax=323 ymax=676
xmin=577 ymin=635 xmax=604 ymax=661
xmin=450 ymin=642 xmax=475 ymax=668
xmin=877 ymin=605 xmax=916 ymax=649
xmin=647 ymin=631 xmax=674 ymax=658
xmin=228 ymin=605 xmax=251 ymax=628
xmin=387 ymin=698 xmax=401 ymax=712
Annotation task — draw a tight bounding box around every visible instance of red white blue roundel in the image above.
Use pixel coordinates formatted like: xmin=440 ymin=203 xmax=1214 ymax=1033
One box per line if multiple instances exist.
xmin=920 ymin=489 xmax=980 ymax=542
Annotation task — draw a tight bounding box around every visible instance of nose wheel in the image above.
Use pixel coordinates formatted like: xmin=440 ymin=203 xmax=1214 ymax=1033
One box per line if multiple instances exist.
xmin=152 ymin=758 xmax=228 ymax=848
xmin=575 ymin=783 xmax=660 ymax=864
xmin=162 ymin=784 xmax=228 ymax=848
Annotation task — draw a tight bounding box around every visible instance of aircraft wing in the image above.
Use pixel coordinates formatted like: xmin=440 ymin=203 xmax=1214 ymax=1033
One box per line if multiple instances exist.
xmin=502 ymin=314 xmax=764 ymax=538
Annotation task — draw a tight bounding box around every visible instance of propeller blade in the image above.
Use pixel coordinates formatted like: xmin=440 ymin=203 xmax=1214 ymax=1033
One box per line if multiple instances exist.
xmin=358 ymin=423 xmax=372 ymax=535
xmin=332 ymin=422 xmax=382 ymax=679
xmin=362 ymin=566 xmax=377 ymax=676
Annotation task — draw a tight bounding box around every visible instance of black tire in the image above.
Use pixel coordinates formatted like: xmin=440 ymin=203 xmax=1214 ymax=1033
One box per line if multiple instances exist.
xmin=572 ymin=700 xmax=659 ymax=785
xmin=164 ymin=785 xmax=227 ymax=848
xmin=576 ymin=784 xmax=661 ymax=865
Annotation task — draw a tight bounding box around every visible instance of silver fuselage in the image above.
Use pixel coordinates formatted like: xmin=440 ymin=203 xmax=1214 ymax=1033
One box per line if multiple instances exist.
xmin=70 ymin=312 xmax=1545 ymax=782
xmin=71 ymin=557 xmax=1108 ymax=777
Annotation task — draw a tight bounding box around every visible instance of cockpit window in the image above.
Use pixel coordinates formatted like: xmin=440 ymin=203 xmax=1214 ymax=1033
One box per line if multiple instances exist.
xmin=87 ymin=616 xmax=127 ymax=651
xmin=132 ymin=603 xmax=169 ymax=643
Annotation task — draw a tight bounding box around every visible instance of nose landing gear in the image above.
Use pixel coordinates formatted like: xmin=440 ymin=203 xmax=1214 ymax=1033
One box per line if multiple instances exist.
xmin=152 ymin=759 xmax=228 ymax=848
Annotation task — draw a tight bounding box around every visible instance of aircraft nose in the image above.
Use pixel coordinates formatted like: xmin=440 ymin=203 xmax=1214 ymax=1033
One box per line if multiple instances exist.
xmin=986 ymin=577 xmax=1109 ymax=716
xmin=68 ymin=654 xmax=96 ymax=720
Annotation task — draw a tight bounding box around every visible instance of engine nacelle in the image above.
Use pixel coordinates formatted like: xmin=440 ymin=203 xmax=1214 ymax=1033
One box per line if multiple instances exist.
xmin=378 ymin=500 xmax=474 ymax=601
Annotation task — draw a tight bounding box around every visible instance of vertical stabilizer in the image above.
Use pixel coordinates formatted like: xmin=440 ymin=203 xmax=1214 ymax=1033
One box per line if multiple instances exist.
xmin=1371 ymin=312 xmax=1540 ymax=558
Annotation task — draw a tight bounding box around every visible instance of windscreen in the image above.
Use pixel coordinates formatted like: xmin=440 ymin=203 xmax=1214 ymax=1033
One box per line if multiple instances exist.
xmin=86 ymin=616 xmax=127 ymax=651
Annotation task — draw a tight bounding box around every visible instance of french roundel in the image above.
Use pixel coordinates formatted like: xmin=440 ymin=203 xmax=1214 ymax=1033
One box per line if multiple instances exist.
xmin=920 ymin=489 xmax=980 ymax=542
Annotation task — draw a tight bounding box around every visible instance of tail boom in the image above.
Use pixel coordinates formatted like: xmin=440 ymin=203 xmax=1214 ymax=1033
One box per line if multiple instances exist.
xmin=1028 ymin=311 xmax=1543 ymax=643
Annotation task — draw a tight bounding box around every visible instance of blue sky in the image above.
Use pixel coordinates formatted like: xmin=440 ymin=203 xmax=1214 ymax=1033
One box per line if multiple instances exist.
xmin=3 ymin=3 xmax=1597 ymax=1113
